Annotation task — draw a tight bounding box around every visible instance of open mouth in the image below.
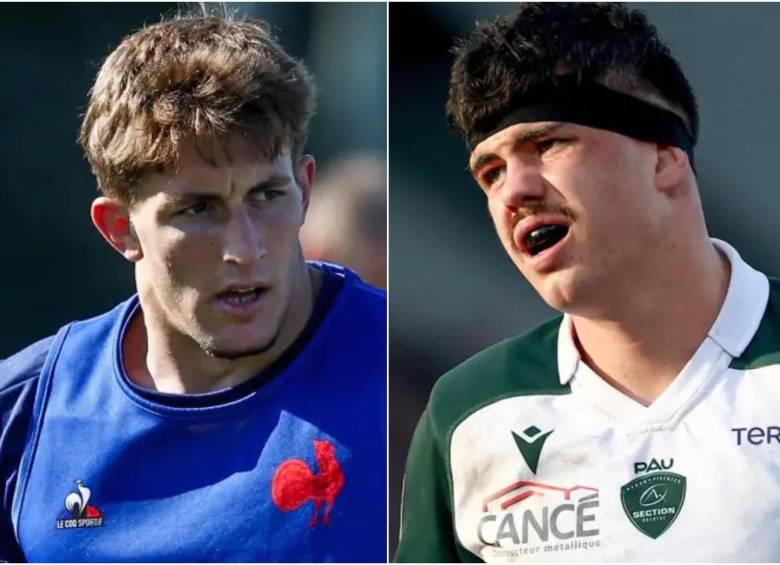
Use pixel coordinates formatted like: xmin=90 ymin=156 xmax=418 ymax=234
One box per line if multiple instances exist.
xmin=524 ymin=224 xmax=569 ymax=256
xmin=217 ymin=286 xmax=267 ymax=307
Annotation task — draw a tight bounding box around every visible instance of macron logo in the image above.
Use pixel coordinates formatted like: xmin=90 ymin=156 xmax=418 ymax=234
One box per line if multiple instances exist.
xmin=512 ymin=426 xmax=553 ymax=474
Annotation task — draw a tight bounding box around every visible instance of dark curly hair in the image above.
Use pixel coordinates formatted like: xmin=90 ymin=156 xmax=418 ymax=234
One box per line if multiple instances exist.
xmin=446 ymin=3 xmax=698 ymax=150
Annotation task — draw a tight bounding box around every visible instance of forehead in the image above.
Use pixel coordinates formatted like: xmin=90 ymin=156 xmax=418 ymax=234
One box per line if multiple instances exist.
xmin=469 ymin=122 xmax=564 ymax=169
xmin=138 ymin=135 xmax=294 ymax=199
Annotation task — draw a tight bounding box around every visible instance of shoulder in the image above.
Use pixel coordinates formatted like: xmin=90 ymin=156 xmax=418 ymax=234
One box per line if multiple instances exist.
xmin=0 ymin=336 xmax=54 ymax=451
xmin=351 ymin=279 xmax=386 ymax=308
xmin=0 ymin=297 xmax=134 ymax=399
xmin=428 ymin=316 xmax=569 ymax=435
xmin=0 ymin=336 xmax=54 ymax=525
xmin=0 ymin=337 xmax=56 ymax=562
xmin=731 ymin=276 xmax=780 ymax=370
xmin=0 ymin=335 xmax=55 ymax=397
xmin=319 ymin=262 xmax=386 ymax=321
xmin=339 ymin=264 xmax=386 ymax=304
xmin=346 ymin=277 xmax=386 ymax=326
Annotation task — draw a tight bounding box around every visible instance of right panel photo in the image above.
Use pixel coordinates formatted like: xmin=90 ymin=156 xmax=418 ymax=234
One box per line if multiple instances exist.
xmin=390 ymin=3 xmax=780 ymax=562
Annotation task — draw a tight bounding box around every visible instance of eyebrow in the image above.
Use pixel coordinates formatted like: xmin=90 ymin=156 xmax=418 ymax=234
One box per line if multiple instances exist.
xmin=247 ymin=175 xmax=294 ymax=193
xmin=469 ymin=123 xmax=565 ymax=177
xmin=168 ymin=175 xmax=294 ymax=202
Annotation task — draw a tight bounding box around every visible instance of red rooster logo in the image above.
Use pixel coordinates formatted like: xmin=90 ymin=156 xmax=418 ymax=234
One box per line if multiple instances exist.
xmin=271 ymin=439 xmax=345 ymax=526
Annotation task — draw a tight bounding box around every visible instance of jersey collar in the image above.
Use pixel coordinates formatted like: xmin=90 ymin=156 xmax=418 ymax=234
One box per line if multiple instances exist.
xmin=557 ymin=238 xmax=769 ymax=386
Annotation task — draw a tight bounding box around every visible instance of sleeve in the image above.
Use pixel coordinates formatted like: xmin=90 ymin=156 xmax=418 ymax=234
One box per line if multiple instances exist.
xmin=394 ymin=406 xmax=481 ymax=563
xmin=0 ymin=337 xmax=52 ymax=563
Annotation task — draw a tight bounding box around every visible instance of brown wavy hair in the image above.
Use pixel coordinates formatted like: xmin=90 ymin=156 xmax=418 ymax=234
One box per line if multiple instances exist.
xmin=79 ymin=13 xmax=316 ymax=205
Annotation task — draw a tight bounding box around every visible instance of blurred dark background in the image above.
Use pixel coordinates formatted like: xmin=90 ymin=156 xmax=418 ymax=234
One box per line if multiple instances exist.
xmin=389 ymin=2 xmax=780 ymax=554
xmin=0 ymin=2 xmax=386 ymax=357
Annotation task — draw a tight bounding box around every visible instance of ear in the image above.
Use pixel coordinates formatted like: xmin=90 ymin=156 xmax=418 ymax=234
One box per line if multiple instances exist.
xmin=655 ymin=145 xmax=689 ymax=194
xmin=91 ymin=197 xmax=143 ymax=262
xmin=295 ymin=154 xmax=317 ymax=218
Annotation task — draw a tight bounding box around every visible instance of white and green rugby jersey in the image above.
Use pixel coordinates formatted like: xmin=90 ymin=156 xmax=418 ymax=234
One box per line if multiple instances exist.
xmin=396 ymin=239 xmax=780 ymax=562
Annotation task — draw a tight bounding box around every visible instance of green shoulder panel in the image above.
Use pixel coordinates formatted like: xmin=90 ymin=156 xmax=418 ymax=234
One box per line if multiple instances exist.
xmin=730 ymin=277 xmax=780 ymax=370
xmin=429 ymin=315 xmax=571 ymax=431
xmin=395 ymin=316 xmax=570 ymax=563
xmin=394 ymin=406 xmax=482 ymax=563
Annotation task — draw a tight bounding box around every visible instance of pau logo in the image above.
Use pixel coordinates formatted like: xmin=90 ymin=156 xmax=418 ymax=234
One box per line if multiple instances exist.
xmin=620 ymin=458 xmax=685 ymax=539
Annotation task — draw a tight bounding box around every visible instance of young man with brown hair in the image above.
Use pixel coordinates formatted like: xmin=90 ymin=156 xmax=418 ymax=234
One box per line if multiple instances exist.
xmin=0 ymin=14 xmax=386 ymax=562
xmin=396 ymin=3 xmax=780 ymax=562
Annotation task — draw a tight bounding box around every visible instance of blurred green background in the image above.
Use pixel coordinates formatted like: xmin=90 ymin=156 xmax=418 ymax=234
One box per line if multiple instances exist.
xmin=0 ymin=2 xmax=386 ymax=356
xmin=390 ymin=2 xmax=780 ymax=555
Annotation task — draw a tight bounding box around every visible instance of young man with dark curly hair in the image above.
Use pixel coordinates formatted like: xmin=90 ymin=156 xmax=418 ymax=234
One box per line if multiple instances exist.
xmin=0 ymin=14 xmax=386 ymax=562
xmin=396 ymin=3 xmax=779 ymax=562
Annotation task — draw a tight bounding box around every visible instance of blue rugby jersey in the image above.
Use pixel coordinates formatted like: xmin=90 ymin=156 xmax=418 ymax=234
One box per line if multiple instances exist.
xmin=0 ymin=263 xmax=386 ymax=562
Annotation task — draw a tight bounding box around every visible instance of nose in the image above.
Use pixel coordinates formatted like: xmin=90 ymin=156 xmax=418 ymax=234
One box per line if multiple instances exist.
xmin=500 ymin=158 xmax=546 ymax=210
xmin=222 ymin=207 xmax=266 ymax=266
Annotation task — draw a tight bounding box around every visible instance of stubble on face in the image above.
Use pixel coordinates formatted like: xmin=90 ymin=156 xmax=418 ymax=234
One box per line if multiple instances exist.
xmin=124 ymin=135 xmax=314 ymax=390
xmin=200 ymin=327 xmax=282 ymax=360
xmin=187 ymin=263 xmax=302 ymax=361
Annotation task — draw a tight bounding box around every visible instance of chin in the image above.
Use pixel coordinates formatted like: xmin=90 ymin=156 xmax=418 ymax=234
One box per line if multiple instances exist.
xmin=196 ymin=327 xmax=282 ymax=360
xmin=539 ymin=292 xmax=574 ymax=314
xmin=534 ymin=271 xmax=588 ymax=314
xmin=203 ymin=338 xmax=279 ymax=360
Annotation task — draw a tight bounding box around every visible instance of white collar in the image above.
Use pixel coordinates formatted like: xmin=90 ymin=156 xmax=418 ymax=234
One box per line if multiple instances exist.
xmin=557 ymin=238 xmax=770 ymax=386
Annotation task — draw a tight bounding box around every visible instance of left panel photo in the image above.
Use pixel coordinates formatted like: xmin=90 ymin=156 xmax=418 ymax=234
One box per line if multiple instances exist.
xmin=0 ymin=3 xmax=386 ymax=562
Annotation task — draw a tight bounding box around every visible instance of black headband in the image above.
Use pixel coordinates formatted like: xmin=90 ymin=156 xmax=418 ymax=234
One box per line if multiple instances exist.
xmin=467 ymin=80 xmax=696 ymax=167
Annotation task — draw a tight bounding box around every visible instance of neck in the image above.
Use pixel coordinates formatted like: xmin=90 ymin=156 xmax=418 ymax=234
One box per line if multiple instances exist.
xmin=124 ymin=263 xmax=321 ymax=394
xmin=571 ymin=238 xmax=730 ymax=406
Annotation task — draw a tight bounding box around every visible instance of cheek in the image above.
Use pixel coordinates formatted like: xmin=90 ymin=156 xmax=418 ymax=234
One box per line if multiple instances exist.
xmin=263 ymin=205 xmax=306 ymax=251
xmin=579 ymin=183 xmax=660 ymax=264
xmin=487 ymin=197 xmax=513 ymax=236
xmin=487 ymin=203 xmax=513 ymax=256
xmin=155 ymin=231 xmax=218 ymax=284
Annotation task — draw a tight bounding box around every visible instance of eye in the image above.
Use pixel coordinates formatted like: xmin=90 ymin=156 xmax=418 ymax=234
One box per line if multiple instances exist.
xmin=479 ymin=165 xmax=506 ymax=190
xmin=179 ymin=200 xmax=212 ymax=216
xmin=251 ymin=189 xmax=284 ymax=203
xmin=536 ymin=138 xmax=566 ymax=155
